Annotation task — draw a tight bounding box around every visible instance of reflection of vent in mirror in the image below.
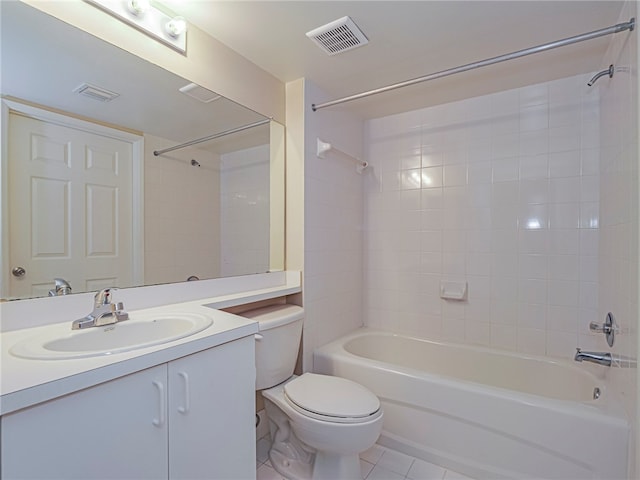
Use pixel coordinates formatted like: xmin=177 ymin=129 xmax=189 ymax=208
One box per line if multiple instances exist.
xmin=73 ymin=83 xmax=120 ymax=102
xmin=306 ymin=16 xmax=368 ymax=56
xmin=179 ymin=83 xmax=222 ymax=103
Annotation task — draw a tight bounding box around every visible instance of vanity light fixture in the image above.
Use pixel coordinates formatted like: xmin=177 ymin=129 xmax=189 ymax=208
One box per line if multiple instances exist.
xmin=84 ymin=0 xmax=187 ymax=54
xmin=165 ymin=16 xmax=187 ymax=38
xmin=126 ymin=0 xmax=150 ymax=16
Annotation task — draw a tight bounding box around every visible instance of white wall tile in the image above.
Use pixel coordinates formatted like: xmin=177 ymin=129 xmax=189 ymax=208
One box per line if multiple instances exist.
xmin=549 ymin=150 xmax=581 ymax=177
xmin=520 ymin=104 xmax=548 ymax=132
xmin=519 ymin=83 xmax=549 ymax=107
xmin=363 ymin=73 xmax=604 ymax=361
xmin=516 ymin=328 xmax=546 ymax=355
xmin=519 ymin=154 xmax=549 ymax=180
xmin=144 ymin=136 xmax=221 ymax=284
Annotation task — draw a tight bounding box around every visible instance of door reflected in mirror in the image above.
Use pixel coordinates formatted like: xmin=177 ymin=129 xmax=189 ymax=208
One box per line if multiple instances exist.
xmin=0 ymin=1 xmax=284 ymax=300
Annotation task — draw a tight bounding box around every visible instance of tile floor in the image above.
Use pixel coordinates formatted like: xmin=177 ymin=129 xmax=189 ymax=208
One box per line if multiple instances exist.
xmin=256 ymin=435 xmax=475 ymax=480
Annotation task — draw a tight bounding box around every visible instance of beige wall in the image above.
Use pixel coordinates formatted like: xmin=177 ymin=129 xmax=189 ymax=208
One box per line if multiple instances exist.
xmin=21 ymin=0 xmax=285 ymax=123
xmin=597 ymin=2 xmax=639 ymax=477
xmin=285 ymin=79 xmax=306 ymax=276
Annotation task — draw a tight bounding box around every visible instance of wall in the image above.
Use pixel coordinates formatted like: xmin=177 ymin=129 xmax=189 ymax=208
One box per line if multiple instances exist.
xmin=285 ymin=79 xmax=365 ymax=370
xmin=220 ymin=144 xmax=270 ymax=277
xmin=598 ymin=0 xmax=639 ymax=476
xmin=21 ymin=0 xmax=285 ymax=122
xmin=143 ymin=134 xmax=221 ymax=284
xmin=364 ymin=73 xmax=601 ymax=359
xmin=144 ymin=140 xmax=273 ymax=283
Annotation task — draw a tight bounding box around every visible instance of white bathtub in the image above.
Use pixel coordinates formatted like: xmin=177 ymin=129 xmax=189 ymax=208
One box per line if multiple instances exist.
xmin=313 ymin=328 xmax=630 ymax=480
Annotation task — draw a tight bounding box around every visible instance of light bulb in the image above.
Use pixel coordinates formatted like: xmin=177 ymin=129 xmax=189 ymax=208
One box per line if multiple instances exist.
xmin=165 ymin=16 xmax=187 ymax=37
xmin=127 ymin=0 xmax=150 ymax=15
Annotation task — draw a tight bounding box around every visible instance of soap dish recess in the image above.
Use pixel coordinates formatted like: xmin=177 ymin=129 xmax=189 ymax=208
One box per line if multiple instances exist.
xmin=440 ymin=281 xmax=467 ymax=301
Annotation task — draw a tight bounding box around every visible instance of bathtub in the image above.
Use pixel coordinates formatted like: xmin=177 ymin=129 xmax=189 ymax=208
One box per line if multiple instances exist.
xmin=313 ymin=328 xmax=629 ymax=480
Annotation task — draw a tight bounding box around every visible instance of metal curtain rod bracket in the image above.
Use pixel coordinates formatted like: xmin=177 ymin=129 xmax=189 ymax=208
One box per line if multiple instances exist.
xmin=153 ymin=118 xmax=271 ymax=156
xmin=312 ymin=18 xmax=635 ymax=111
xmin=317 ymin=137 xmax=368 ymax=174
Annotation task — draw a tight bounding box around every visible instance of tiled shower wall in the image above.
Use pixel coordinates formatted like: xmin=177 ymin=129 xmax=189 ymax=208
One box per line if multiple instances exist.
xmin=144 ymin=134 xmax=221 ymax=284
xmin=145 ymin=139 xmax=271 ymax=283
xmin=364 ymin=74 xmax=601 ymax=359
xmin=220 ymin=144 xmax=270 ymax=277
xmin=599 ymin=0 xmax=638 ymax=474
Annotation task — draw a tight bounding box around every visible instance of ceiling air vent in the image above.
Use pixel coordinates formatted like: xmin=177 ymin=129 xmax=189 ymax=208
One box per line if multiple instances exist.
xmin=306 ymin=16 xmax=368 ymax=56
xmin=73 ymin=83 xmax=119 ymax=102
xmin=179 ymin=83 xmax=221 ymax=103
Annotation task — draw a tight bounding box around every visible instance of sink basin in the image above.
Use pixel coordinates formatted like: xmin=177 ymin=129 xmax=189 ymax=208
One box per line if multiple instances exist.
xmin=10 ymin=313 xmax=213 ymax=360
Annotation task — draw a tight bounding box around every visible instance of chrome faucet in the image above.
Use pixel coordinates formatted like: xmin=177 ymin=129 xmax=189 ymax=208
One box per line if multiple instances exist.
xmin=48 ymin=278 xmax=72 ymax=296
xmin=574 ymin=348 xmax=612 ymax=367
xmin=72 ymin=288 xmax=129 ymax=330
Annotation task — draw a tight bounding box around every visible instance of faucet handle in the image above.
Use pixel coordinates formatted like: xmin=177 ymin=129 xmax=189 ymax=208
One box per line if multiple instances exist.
xmin=114 ymin=302 xmax=129 ymax=322
xmin=589 ymin=312 xmax=617 ymax=347
xmin=94 ymin=287 xmax=118 ymax=305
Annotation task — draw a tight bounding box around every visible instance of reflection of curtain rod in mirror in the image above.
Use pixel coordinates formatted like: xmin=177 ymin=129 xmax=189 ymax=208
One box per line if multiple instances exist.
xmin=153 ymin=118 xmax=271 ymax=156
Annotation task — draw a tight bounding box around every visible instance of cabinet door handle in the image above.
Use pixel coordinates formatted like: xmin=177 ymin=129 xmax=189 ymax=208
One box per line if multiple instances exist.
xmin=177 ymin=371 xmax=190 ymax=414
xmin=152 ymin=380 xmax=166 ymax=427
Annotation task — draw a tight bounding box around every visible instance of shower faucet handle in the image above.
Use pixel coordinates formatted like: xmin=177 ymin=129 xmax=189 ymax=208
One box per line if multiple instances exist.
xmin=589 ymin=312 xmax=617 ymax=347
xmin=589 ymin=322 xmax=613 ymax=334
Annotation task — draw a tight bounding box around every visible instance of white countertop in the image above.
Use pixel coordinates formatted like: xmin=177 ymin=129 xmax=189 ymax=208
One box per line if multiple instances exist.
xmin=0 ymin=272 xmax=302 ymax=416
xmin=0 ymin=301 xmax=259 ymax=416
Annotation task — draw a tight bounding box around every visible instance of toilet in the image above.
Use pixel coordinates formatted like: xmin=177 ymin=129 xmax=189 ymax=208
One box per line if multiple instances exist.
xmin=241 ymin=304 xmax=383 ymax=480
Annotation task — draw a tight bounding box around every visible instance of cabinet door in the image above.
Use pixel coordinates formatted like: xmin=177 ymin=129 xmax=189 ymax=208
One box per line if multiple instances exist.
xmin=168 ymin=336 xmax=256 ymax=479
xmin=1 ymin=365 xmax=168 ymax=480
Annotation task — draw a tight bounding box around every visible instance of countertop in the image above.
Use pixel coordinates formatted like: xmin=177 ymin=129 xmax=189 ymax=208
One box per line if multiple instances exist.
xmin=0 ymin=301 xmax=258 ymax=416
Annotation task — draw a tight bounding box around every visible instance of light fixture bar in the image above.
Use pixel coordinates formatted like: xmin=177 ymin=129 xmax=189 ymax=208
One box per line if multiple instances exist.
xmin=84 ymin=0 xmax=187 ymax=54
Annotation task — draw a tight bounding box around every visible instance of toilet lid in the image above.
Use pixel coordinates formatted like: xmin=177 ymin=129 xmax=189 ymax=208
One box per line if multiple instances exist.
xmin=284 ymin=373 xmax=380 ymax=421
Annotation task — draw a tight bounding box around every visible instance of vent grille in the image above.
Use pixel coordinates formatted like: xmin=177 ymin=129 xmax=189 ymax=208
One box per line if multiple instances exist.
xmin=73 ymin=83 xmax=119 ymax=102
xmin=179 ymin=83 xmax=221 ymax=103
xmin=306 ymin=16 xmax=368 ymax=56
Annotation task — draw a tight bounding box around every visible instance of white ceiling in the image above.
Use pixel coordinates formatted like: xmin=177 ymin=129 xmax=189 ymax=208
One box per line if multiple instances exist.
xmin=163 ymin=0 xmax=627 ymax=118
xmin=1 ymin=1 xmax=269 ymax=152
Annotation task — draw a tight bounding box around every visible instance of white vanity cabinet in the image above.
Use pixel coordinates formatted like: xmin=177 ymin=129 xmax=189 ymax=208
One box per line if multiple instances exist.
xmin=167 ymin=336 xmax=256 ymax=479
xmin=0 ymin=335 xmax=256 ymax=479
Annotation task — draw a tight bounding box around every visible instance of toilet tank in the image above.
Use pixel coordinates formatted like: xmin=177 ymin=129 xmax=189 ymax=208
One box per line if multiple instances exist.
xmin=239 ymin=304 xmax=304 ymax=390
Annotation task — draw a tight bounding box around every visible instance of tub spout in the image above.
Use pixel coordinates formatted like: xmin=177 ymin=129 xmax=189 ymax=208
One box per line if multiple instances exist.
xmin=574 ymin=348 xmax=612 ymax=367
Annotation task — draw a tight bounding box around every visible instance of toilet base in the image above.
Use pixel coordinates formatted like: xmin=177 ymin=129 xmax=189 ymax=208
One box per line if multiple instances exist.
xmin=270 ymin=445 xmax=363 ymax=480
xmin=265 ymin=393 xmax=315 ymax=479
xmin=312 ymin=451 xmax=362 ymax=480
xmin=269 ymin=447 xmax=314 ymax=479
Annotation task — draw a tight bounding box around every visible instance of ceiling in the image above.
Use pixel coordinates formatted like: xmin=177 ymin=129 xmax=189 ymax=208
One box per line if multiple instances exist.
xmin=1 ymin=1 xmax=269 ymax=152
xmin=163 ymin=1 xmax=628 ymax=118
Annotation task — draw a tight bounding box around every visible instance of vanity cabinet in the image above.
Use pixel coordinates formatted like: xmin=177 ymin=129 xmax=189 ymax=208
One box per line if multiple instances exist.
xmin=0 ymin=336 xmax=256 ymax=479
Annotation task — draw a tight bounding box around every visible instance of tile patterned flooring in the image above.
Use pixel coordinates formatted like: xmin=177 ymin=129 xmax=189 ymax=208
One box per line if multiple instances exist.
xmin=256 ymin=435 xmax=475 ymax=480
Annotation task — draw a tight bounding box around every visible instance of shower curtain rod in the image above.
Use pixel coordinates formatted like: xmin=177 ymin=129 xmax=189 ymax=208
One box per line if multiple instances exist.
xmin=312 ymin=18 xmax=635 ymax=112
xmin=153 ymin=118 xmax=271 ymax=156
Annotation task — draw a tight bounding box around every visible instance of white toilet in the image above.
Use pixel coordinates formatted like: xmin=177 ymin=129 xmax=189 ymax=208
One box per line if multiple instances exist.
xmin=242 ymin=304 xmax=383 ymax=480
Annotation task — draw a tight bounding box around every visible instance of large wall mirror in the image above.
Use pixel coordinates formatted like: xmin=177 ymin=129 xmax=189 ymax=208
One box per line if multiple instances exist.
xmin=0 ymin=1 xmax=285 ymax=301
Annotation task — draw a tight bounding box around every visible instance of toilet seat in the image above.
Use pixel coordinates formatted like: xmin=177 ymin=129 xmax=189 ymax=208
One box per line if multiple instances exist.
xmin=284 ymin=373 xmax=381 ymax=424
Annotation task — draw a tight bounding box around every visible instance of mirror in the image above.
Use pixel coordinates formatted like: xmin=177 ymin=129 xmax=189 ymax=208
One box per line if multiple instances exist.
xmin=0 ymin=2 xmax=284 ymax=300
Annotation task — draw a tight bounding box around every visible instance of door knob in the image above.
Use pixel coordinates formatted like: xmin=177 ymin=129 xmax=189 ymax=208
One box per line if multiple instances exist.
xmin=11 ymin=266 xmax=26 ymax=277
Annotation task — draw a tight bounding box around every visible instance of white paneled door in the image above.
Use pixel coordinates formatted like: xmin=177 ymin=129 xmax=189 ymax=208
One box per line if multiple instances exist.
xmin=8 ymin=111 xmax=137 ymax=298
